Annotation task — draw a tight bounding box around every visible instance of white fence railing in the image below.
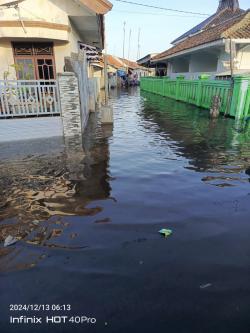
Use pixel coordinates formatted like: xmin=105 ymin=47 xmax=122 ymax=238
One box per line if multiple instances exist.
xmin=0 ymin=80 xmax=61 ymax=118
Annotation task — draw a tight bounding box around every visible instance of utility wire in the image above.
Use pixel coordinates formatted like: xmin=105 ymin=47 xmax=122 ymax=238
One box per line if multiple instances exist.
xmin=113 ymin=9 xmax=207 ymax=18
xmin=114 ymin=0 xmax=210 ymax=16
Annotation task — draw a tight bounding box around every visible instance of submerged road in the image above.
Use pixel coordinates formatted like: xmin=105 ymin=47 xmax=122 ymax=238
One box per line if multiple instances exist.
xmin=1 ymin=88 xmax=250 ymax=333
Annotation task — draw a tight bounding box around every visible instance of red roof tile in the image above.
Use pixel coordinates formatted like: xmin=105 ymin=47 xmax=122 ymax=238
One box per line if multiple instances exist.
xmin=107 ymin=55 xmax=123 ymax=69
xmin=172 ymin=1 xmax=244 ymax=44
xmin=153 ymin=11 xmax=250 ymax=61
xmin=118 ymin=58 xmax=141 ymax=69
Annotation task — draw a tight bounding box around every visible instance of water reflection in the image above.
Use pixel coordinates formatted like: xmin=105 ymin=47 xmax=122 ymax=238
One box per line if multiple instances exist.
xmin=141 ymin=92 xmax=250 ymax=186
xmin=1 ymin=89 xmax=250 ymax=272
xmin=0 ymin=113 xmax=113 ymax=271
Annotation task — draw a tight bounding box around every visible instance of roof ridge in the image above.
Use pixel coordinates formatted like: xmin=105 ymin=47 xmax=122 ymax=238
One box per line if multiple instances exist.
xmin=153 ymin=9 xmax=249 ymax=61
xmin=189 ymin=10 xmax=247 ymax=37
xmin=222 ymin=10 xmax=250 ymax=37
xmin=217 ymin=0 xmax=240 ymax=12
xmin=214 ymin=7 xmax=229 ymax=16
xmin=79 ymin=0 xmax=113 ymax=14
xmin=171 ymin=14 xmax=215 ymax=44
xmin=195 ymin=10 xmax=226 ymax=32
xmin=171 ymin=6 xmax=245 ymax=45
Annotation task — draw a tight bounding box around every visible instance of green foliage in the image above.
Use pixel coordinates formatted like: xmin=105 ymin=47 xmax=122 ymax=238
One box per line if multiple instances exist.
xmin=10 ymin=63 xmax=34 ymax=80
xmin=3 ymin=71 xmax=10 ymax=80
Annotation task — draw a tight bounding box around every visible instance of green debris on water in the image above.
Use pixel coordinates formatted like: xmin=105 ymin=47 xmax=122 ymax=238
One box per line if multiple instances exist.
xmin=159 ymin=229 xmax=173 ymax=238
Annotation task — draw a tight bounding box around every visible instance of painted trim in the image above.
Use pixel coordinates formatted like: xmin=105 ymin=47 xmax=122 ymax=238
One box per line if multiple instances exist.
xmin=0 ymin=21 xmax=71 ymax=32
xmin=152 ymin=40 xmax=225 ymax=62
xmin=79 ymin=0 xmax=113 ymax=14
xmin=0 ymin=0 xmax=112 ymax=13
xmin=231 ymin=38 xmax=250 ymax=43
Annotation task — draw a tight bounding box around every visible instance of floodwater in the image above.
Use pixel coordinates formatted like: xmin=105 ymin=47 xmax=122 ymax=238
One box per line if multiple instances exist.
xmin=1 ymin=88 xmax=250 ymax=333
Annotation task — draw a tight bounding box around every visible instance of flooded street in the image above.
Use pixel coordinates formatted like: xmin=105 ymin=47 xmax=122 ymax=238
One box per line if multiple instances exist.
xmin=1 ymin=88 xmax=250 ymax=333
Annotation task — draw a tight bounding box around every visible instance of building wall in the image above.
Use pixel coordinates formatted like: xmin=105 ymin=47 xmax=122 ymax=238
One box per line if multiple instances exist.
xmin=0 ymin=0 xmax=92 ymax=78
xmin=237 ymin=45 xmax=250 ymax=70
xmin=0 ymin=40 xmax=15 ymax=79
xmin=167 ymin=53 xmax=220 ymax=77
xmin=217 ymin=50 xmax=231 ymax=72
xmin=167 ymin=62 xmax=173 ymax=76
xmin=92 ymin=67 xmax=104 ymax=89
xmin=0 ymin=0 xmax=89 ymax=27
xmin=163 ymin=43 xmax=250 ymax=78
xmin=0 ymin=25 xmax=81 ymax=79
xmin=54 ymin=24 xmax=82 ymax=74
xmin=169 ymin=72 xmax=217 ymax=79
xmin=133 ymin=68 xmax=154 ymax=78
xmin=167 ymin=53 xmax=218 ymax=79
xmin=216 ymin=45 xmax=250 ymax=73
xmin=171 ymin=58 xmax=189 ymax=73
xmin=0 ymin=0 xmax=70 ymax=40
xmin=189 ymin=53 xmax=217 ymax=73
xmin=107 ymin=65 xmax=117 ymax=74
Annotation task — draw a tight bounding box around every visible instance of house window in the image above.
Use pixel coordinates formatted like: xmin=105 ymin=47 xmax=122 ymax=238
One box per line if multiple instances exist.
xmin=15 ymin=58 xmax=35 ymax=80
xmin=12 ymin=42 xmax=56 ymax=80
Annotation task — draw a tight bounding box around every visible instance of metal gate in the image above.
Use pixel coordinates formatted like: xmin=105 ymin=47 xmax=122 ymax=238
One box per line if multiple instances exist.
xmin=0 ymin=80 xmax=61 ymax=118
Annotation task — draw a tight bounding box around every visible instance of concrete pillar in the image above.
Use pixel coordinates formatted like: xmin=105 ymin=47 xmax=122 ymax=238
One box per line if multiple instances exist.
xmin=58 ymin=72 xmax=82 ymax=137
xmin=230 ymin=75 xmax=250 ymax=120
xmin=101 ymin=105 xmax=113 ymax=124
xmin=88 ymin=79 xmax=97 ymax=112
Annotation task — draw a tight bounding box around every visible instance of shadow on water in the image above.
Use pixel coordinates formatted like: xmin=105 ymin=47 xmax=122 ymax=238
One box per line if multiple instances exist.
xmin=0 ymin=113 xmax=113 ymax=272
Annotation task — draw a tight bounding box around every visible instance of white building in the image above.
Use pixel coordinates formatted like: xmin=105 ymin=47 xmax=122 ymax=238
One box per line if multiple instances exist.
xmin=0 ymin=0 xmax=113 ymax=143
xmin=152 ymin=0 xmax=250 ymax=79
xmin=0 ymin=0 xmax=112 ymax=80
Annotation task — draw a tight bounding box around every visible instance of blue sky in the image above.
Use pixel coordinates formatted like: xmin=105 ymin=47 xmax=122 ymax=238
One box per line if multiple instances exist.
xmin=105 ymin=0 xmax=249 ymax=60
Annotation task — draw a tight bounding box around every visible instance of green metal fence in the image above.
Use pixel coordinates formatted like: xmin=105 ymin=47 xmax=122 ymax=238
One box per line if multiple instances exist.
xmin=141 ymin=76 xmax=250 ymax=121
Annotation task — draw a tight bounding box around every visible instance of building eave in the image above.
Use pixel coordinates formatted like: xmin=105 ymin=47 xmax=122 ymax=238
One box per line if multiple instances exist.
xmin=75 ymin=0 xmax=112 ymax=49
xmin=0 ymin=20 xmax=70 ymax=31
xmin=231 ymin=38 xmax=250 ymax=43
xmin=79 ymin=0 xmax=113 ymax=15
xmin=0 ymin=20 xmax=70 ymax=41
xmin=152 ymin=39 xmax=225 ymax=62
